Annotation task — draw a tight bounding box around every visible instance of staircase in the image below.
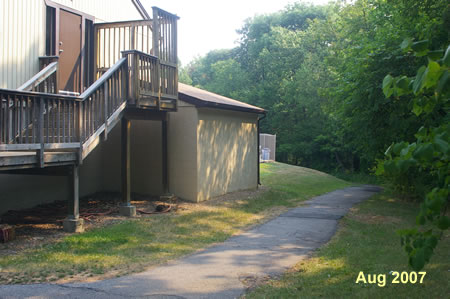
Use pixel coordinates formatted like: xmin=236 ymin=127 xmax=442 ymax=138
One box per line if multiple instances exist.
xmin=0 ymin=7 xmax=178 ymax=170
xmin=0 ymin=7 xmax=179 ymax=232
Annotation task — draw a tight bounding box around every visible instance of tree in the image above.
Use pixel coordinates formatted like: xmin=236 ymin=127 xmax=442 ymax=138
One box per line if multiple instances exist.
xmin=378 ymin=42 xmax=449 ymax=270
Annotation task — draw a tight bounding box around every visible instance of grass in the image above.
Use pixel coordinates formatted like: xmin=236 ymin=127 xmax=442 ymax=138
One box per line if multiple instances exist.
xmin=245 ymin=191 xmax=450 ymax=298
xmin=0 ymin=162 xmax=350 ymax=284
xmin=331 ymin=170 xmax=381 ymax=185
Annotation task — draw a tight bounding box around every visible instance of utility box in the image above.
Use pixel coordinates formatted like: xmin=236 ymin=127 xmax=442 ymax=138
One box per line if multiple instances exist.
xmin=260 ymin=133 xmax=276 ymax=162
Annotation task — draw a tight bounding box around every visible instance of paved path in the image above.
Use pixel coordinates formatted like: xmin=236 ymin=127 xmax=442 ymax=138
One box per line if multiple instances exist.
xmin=0 ymin=185 xmax=381 ymax=299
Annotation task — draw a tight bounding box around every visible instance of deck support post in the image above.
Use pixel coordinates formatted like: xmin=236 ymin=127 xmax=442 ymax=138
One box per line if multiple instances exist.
xmin=160 ymin=116 xmax=174 ymax=201
xmin=120 ymin=118 xmax=136 ymax=216
xmin=63 ymin=165 xmax=84 ymax=233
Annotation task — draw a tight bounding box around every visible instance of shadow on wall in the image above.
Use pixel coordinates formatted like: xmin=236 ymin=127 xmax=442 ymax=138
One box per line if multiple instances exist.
xmin=100 ymin=119 xmax=163 ymax=195
xmin=197 ymin=110 xmax=257 ymax=201
xmin=0 ymin=143 xmax=104 ymax=215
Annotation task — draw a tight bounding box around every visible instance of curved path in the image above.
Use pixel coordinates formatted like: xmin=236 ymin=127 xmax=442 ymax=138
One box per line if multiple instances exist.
xmin=0 ymin=185 xmax=381 ymax=299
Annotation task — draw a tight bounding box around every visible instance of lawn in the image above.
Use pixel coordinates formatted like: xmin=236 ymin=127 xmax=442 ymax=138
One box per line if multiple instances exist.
xmin=0 ymin=162 xmax=350 ymax=284
xmin=245 ymin=191 xmax=450 ymax=298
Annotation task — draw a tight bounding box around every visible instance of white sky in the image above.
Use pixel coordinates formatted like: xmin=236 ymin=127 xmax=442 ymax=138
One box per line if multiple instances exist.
xmin=142 ymin=0 xmax=330 ymax=65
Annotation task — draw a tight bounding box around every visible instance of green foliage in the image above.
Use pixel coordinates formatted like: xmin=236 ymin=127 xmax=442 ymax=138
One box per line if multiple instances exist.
xmin=180 ymin=1 xmax=449 ymax=270
xmin=377 ymin=43 xmax=449 ymax=271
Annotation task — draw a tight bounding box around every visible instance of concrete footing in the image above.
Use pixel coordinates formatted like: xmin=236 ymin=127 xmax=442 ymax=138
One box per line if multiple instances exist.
xmin=63 ymin=218 xmax=84 ymax=233
xmin=119 ymin=205 xmax=136 ymax=217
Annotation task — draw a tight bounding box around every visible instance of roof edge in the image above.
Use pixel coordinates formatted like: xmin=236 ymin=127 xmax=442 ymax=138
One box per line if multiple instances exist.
xmin=179 ymin=93 xmax=266 ymax=114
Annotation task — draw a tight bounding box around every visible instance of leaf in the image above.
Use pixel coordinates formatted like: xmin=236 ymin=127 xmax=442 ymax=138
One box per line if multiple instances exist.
xmin=425 ymin=236 xmax=438 ymax=248
xmin=436 ymin=70 xmax=449 ymax=94
xmin=400 ymin=143 xmax=414 ymax=156
xmin=392 ymin=142 xmax=407 ymax=155
xmin=397 ymin=159 xmax=416 ymax=172
xmin=382 ymin=74 xmax=394 ymax=97
xmin=444 ymin=45 xmax=450 ymax=66
xmin=433 ymin=136 xmax=449 ymax=154
xmin=427 ymin=50 xmax=444 ymax=61
xmin=395 ymin=76 xmax=411 ymax=96
xmin=413 ymin=143 xmax=434 ymax=160
xmin=437 ymin=216 xmax=450 ymax=230
xmin=424 ymin=61 xmax=442 ymax=88
xmin=411 ymin=40 xmax=429 ymax=57
xmin=396 ymin=76 xmax=410 ymax=90
xmin=412 ymin=101 xmax=423 ymax=116
xmin=412 ymin=66 xmax=427 ymax=94
xmin=400 ymin=38 xmax=413 ymax=51
xmin=375 ymin=162 xmax=384 ymax=175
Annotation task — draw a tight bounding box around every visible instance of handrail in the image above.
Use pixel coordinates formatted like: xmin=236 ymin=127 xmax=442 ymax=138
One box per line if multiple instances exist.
xmin=0 ymin=88 xmax=79 ymax=100
xmin=80 ymin=57 xmax=127 ymax=100
xmin=121 ymin=49 xmax=158 ymax=61
xmin=17 ymin=61 xmax=58 ymax=91
xmin=94 ymin=19 xmax=152 ymax=28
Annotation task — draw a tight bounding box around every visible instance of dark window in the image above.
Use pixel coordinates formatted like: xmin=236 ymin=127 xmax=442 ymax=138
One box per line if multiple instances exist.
xmin=84 ymin=19 xmax=94 ymax=88
xmin=45 ymin=6 xmax=56 ymax=56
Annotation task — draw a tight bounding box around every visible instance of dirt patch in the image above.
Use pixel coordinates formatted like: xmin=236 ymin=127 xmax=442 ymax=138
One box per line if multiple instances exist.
xmin=0 ymin=187 xmax=269 ymax=258
xmin=348 ymin=210 xmax=401 ymax=224
xmin=0 ymin=192 xmax=176 ymax=257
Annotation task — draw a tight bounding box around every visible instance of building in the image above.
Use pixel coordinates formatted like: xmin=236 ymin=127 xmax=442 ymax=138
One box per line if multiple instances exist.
xmin=0 ymin=0 xmax=265 ymax=232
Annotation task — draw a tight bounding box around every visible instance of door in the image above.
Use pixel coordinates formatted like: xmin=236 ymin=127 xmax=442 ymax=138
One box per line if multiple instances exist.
xmin=58 ymin=9 xmax=82 ymax=93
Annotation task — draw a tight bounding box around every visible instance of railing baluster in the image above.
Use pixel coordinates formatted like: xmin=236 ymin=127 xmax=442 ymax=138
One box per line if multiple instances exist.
xmin=38 ymin=97 xmax=44 ymax=167
xmin=68 ymin=101 xmax=71 ymax=142
xmin=62 ymin=101 xmax=66 ymax=143
xmin=6 ymin=95 xmax=11 ymax=143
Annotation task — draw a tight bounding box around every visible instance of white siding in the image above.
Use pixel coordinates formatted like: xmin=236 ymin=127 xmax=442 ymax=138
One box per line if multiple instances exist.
xmin=52 ymin=0 xmax=142 ymax=22
xmin=0 ymin=0 xmax=143 ymax=89
xmin=0 ymin=0 xmax=46 ymax=89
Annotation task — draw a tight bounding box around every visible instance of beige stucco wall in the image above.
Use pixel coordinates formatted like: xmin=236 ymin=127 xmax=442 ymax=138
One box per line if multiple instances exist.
xmin=101 ymin=119 xmax=163 ymax=195
xmin=196 ymin=108 xmax=258 ymax=201
xmin=0 ymin=0 xmax=142 ymax=89
xmin=168 ymin=101 xmax=198 ymax=201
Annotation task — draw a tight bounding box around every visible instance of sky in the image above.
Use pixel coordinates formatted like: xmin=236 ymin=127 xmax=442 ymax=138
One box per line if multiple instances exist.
xmin=142 ymin=0 xmax=330 ymax=65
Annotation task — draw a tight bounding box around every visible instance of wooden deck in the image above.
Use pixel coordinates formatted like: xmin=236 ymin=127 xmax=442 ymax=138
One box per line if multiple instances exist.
xmin=0 ymin=151 xmax=77 ymax=170
xmin=0 ymin=7 xmax=178 ymax=231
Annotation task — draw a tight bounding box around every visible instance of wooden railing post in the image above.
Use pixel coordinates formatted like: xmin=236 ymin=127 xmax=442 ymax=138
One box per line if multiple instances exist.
xmin=156 ymin=59 xmax=161 ymax=109
xmin=37 ymin=98 xmax=44 ymax=168
xmin=134 ymin=53 xmax=139 ymax=106
xmin=131 ymin=25 xmax=136 ymax=50
xmin=104 ymin=81 xmax=108 ymax=141
xmin=152 ymin=8 xmax=160 ymax=59
xmin=77 ymin=102 xmax=83 ymax=164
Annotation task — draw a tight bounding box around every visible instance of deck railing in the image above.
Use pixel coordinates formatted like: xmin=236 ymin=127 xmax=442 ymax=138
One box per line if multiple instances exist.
xmin=94 ymin=7 xmax=178 ymax=106
xmin=17 ymin=57 xmax=59 ymax=93
xmin=121 ymin=50 xmax=176 ymax=109
xmin=0 ymin=57 xmax=129 ymax=165
xmin=0 ymin=89 xmax=80 ymax=150
xmin=0 ymin=7 xmax=179 ymax=166
xmin=94 ymin=20 xmax=153 ymax=79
